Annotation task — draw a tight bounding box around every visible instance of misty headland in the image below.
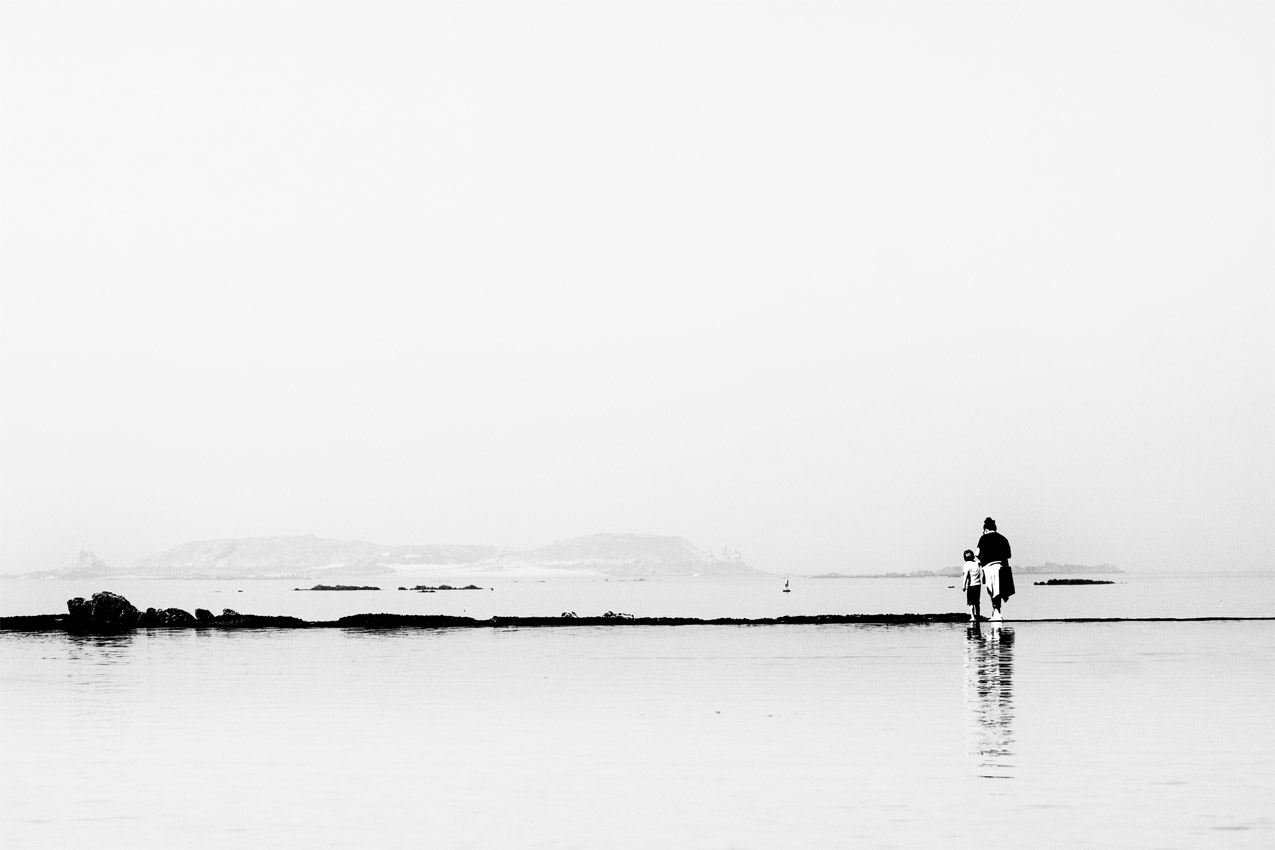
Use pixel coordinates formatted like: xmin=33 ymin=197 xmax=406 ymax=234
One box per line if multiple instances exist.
xmin=22 ymin=533 xmax=756 ymax=581
xmin=20 ymin=534 xmax=1123 ymax=582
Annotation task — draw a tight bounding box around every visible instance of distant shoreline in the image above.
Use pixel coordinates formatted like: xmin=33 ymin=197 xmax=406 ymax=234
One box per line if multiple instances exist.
xmin=809 ymin=564 xmax=1126 ymax=579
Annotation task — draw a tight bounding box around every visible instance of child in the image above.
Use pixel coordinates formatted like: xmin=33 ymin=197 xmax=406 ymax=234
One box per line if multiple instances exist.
xmin=961 ymin=549 xmax=983 ymax=622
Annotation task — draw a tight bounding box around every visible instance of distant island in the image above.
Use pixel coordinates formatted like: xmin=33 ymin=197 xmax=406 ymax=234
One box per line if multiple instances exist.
xmin=810 ymin=563 xmax=1125 ymax=579
xmin=17 ymin=533 xmax=757 ymax=580
xmin=295 ymin=584 xmax=381 ymax=591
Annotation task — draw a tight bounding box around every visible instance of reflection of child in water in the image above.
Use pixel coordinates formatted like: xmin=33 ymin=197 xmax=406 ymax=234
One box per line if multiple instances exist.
xmin=961 ymin=549 xmax=983 ymax=622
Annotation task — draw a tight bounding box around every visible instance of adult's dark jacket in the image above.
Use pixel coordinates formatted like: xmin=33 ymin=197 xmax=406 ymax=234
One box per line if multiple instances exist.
xmin=977 ymin=531 xmax=1011 ymax=566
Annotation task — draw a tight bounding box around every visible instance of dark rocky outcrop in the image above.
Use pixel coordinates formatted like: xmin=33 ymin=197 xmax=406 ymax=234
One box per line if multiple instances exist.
xmin=214 ymin=613 xmax=311 ymax=628
xmin=39 ymin=592 xmax=984 ymax=631
xmin=337 ymin=613 xmax=482 ymax=628
xmin=66 ymin=593 xmax=200 ymax=630
xmin=296 ymin=584 xmax=382 ymax=591
xmin=66 ymin=591 xmax=141 ymax=631
xmin=1033 ymin=579 xmax=1116 ymax=586
xmin=0 ymin=614 xmax=67 ymax=631
xmin=139 ymin=607 xmax=198 ymax=627
xmin=0 ymin=591 xmax=1261 ymax=635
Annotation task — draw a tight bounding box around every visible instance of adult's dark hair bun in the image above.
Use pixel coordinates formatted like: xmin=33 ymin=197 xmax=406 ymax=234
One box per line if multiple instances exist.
xmin=983 ymin=517 xmax=997 ymax=531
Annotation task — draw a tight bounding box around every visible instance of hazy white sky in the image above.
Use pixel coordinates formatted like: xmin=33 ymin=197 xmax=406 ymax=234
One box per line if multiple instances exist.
xmin=1 ymin=1 xmax=1271 ymax=574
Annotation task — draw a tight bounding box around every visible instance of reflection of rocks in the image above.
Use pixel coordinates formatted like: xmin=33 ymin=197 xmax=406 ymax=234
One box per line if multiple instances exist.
xmin=67 ymin=591 xmax=141 ymax=631
xmin=964 ymin=623 xmax=1016 ymax=779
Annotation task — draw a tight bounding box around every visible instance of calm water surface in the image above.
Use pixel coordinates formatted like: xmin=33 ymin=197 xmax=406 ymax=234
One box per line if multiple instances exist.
xmin=2 ymin=572 xmax=1273 ymax=620
xmin=2 ymin=614 xmax=1272 ymax=849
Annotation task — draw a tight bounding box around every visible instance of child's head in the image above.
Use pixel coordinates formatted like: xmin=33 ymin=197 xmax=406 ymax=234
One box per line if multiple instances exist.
xmin=963 ymin=549 xmax=975 ymax=562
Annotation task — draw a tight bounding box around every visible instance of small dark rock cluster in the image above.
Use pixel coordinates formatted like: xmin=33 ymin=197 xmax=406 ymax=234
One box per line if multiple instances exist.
xmin=142 ymin=607 xmax=197 ymax=626
xmin=403 ymin=584 xmax=485 ymax=592
xmin=1033 ymin=579 xmax=1115 ymax=586
xmin=296 ymin=584 xmax=381 ymax=591
xmin=61 ymin=592 xmax=300 ymax=632
xmin=64 ymin=593 xmax=245 ymax=631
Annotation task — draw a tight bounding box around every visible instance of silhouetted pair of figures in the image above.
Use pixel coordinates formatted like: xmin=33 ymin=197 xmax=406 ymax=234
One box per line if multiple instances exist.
xmin=962 ymin=517 xmax=1015 ymax=622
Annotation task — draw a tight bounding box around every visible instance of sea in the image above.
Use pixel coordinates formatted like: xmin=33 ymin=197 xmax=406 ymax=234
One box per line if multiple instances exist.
xmin=2 ymin=572 xmax=1272 ymax=849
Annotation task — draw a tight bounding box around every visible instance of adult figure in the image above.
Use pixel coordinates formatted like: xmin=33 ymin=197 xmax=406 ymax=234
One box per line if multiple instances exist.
xmin=977 ymin=517 xmax=1015 ymax=621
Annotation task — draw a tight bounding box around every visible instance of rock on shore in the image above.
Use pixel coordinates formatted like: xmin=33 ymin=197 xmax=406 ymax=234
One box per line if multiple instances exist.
xmin=2 ymin=592 xmax=1266 ymax=633
xmin=64 ymin=592 xmax=259 ymax=631
xmin=19 ymin=591 xmax=977 ymax=633
xmin=1033 ymin=579 xmax=1116 ymax=586
xmin=67 ymin=591 xmax=142 ymax=630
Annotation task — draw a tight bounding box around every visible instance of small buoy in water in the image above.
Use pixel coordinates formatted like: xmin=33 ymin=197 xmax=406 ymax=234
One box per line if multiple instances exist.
xmin=783 ymin=577 xmax=791 ymax=593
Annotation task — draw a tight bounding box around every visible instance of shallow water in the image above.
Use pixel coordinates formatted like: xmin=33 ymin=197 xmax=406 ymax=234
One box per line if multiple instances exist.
xmin=2 ymin=616 xmax=1272 ymax=849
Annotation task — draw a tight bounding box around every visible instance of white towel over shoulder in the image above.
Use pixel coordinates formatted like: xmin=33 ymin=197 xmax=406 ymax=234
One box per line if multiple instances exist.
xmin=984 ymin=561 xmax=1004 ymax=598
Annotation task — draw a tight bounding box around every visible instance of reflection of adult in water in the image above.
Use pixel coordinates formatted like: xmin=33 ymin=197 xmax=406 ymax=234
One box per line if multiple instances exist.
xmin=977 ymin=517 xmax=1015 ymax=621
xmin=964 ymin=621 xmax=1015 ymax=777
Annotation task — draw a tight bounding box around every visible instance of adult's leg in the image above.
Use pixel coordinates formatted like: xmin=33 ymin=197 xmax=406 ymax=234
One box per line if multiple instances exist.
xmin=984 ymin=563 xmax=1001 ymax=611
